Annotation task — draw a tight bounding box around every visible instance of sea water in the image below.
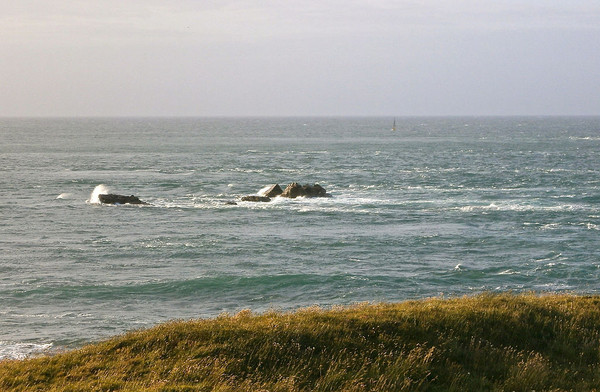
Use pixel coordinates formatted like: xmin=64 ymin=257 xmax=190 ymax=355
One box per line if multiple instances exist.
xmin=1 ymin=116 xmax=600 ymax=359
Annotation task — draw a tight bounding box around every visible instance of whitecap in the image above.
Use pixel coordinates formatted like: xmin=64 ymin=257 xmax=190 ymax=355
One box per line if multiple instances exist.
xmin=581 ymin=222 xmax=600 ymax=230
xmin=56 ymin=312 xmax=79 ymax=319
xmin=231 ymin=167 xmax=264 ymax=173
xmin=535 ymin=252 xmax=562 ymax=262
xmin=56 ymin=193 xmax=72 ymax=199
xmin=87 ymin=184 xmax=109 ymax=204
xmin=0 ymin=341 xmax=53 ymax=360
xmin=540 ymin=223 xmax=560 ymax=230
xmin=459 ymin=203 xmax=582 ymax=213
xmin=459 ymin=204 xmax=498 ymax=212
xmin=569 ymin=136 xmax=600 ymax=141
xmin=533 ymin=283 xmax=574 ymax=291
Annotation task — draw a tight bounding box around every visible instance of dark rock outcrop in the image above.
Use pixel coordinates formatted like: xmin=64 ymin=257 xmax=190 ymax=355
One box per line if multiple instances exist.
xmin=280 ymin=183 xmax=330 ymax=198
xmin=262 ymin=184 xmax=283 ymax=197
xmin=240 ymin=183 xmax=329 ymax=202
xmin=98 ymin=194 xmax=148 ymax=205
xmin=241 ymin=195 xmax=272 ymax=202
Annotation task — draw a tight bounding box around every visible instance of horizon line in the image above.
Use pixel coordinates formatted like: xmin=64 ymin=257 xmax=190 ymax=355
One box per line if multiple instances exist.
xmin=1 ymin=114 xmax=599 ymax=119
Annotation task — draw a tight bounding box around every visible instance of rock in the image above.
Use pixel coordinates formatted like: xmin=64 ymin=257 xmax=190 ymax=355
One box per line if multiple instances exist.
xmin=241 ymin=195 xmax=271 ymax=202
xmin=308 ymin=184 xmax=329 ymax=197
xmin=261 ymin=184 xmax=283 ymax=197
xmin=281 ymin=182 xmax=303 ymax=198
xmin=98 ymin=194 xmax=148 ymax=205
xmin=280 ymin=183 xmax=330 ymax=198
xmin=224 ymin=201 xmax=238 ymax=205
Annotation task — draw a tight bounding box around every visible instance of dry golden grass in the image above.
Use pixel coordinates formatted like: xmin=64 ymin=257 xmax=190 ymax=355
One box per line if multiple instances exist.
xmin=2 ymin=293 xmax=600 ymax=391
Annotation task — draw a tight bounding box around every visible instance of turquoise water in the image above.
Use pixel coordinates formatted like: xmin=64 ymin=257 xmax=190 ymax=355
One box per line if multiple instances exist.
xmin=1 ymin=116 xmax=600 ymax=358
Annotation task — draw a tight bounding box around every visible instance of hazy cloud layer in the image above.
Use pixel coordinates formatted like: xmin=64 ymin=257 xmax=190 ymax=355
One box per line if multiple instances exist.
xmin=1 ymin=1 xmax=599 ymax=116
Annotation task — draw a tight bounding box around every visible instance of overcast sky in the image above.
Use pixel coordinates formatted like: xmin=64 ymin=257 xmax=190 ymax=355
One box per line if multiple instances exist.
xmin=1 ymin=1 xmax=599 ymax=116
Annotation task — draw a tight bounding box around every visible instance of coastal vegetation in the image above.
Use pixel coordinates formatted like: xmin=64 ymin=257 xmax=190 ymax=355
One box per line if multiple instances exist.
xmin=2 ymin=293 xmax=600 ymax=391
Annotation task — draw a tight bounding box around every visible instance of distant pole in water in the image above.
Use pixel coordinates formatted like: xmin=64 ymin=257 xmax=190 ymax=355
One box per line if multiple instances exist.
xmin=391 ymin=118 xmax=396 ymax=131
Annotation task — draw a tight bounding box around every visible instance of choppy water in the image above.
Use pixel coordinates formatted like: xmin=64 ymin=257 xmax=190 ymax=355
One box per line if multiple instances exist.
xmin=1 ymin=116 xmax=600 ymax=359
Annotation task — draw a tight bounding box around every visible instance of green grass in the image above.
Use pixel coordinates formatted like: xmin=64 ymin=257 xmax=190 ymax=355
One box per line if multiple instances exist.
xmin=3 ymin=293 xmax=600 ymax=391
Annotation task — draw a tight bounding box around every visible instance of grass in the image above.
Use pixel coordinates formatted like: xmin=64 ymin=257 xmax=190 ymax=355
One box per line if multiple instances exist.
xmin=2 ymin=293 xmax=600 ymax=391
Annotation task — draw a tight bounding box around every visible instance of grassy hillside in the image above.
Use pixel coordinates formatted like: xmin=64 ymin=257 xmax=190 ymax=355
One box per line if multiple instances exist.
xmin=2 ymin=293 xmax=600 ymax=391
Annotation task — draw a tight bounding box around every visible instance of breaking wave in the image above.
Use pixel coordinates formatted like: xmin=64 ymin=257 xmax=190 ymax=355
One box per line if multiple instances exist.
xmin=87 ymin=184 xmax=110 ymax=204
xmin=0 ymin=341 xmax=53 ymax=360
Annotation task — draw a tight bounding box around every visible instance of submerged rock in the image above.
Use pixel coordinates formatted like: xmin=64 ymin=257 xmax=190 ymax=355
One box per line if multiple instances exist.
xmin=241 ymin=195 xmax=272 ymax=202
xmin=98 ymin=194 xmax=148 ymax=205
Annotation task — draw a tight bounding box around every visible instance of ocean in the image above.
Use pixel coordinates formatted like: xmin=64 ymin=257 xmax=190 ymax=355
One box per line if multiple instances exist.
xmin=1 ymin=116 xmax=599 ymax=359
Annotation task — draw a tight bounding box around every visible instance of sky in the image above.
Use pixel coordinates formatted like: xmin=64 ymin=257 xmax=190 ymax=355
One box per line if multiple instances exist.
xmin=1 ymin=1 xmax=599 ymax=117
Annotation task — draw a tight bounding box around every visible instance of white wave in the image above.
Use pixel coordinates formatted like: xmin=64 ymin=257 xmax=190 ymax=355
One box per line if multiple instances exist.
xmin=540 ymin=223 xmax=560 ymax=230
xmin=245 ymin=150 xmax=269 ymax=154
xmin=0 ymin=341 xmax=52 ymax=360
xmin=151 ymin=196 xmax=243 ymax=210
xmin=533 ymin=283 xmax=574 ymax=291
xmin=534 ymin=252 xmax=562 ymax=262
xmin=87 ymin=184 xmax=110 ymax=204
xmin=569 ymin=136 xmax=600 ymax=141
xmin=230 ymin=167 xmax=264 ymax=173
xmin=56 ymin=193 xmax=72 ymax=199
xmin=236 ymin=195 xmax=369 ymax=213
xmin=497 ymin=269 xmax=519 ymax=275
xmin=459 ymin=203 xmax=583 ymax=213
xmin=459 ymin=203 xmax=500 ymax=212
xmin=581 ymin=222 xmax=600 ymax=230
xmin=131 ymin=190 xmax=395 ymax=214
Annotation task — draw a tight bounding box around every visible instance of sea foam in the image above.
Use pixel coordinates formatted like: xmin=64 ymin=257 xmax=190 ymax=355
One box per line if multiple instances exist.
xmin=0 ymin=341 xmax=53 ymax=360
xmin=88 ymin=184 xmax=110 ymax=204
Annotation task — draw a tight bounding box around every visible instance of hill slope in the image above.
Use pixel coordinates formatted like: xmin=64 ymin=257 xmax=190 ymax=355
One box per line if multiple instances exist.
xmin=2 ymin=293 xmax=600 ymax=391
